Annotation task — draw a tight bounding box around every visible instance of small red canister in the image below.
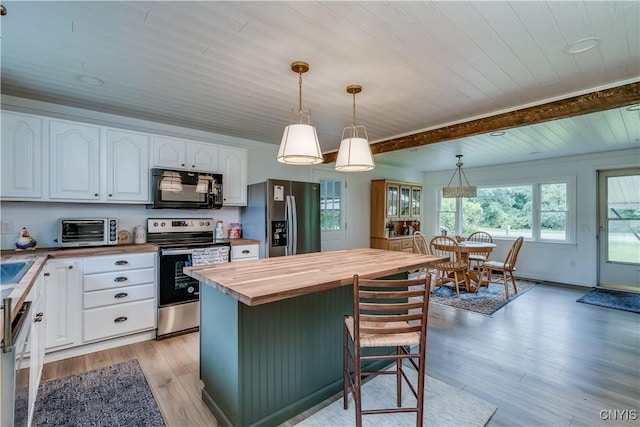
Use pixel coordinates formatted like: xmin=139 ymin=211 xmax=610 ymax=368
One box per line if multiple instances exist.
xmin=229 ymin=223 xmax=241 ymax=239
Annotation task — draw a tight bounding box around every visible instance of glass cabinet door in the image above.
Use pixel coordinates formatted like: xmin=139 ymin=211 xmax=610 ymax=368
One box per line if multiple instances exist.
xmin=386 ymin=183 xmax=399 ymax=217
xmin=399 ymin=185 xmax=411 ymax=217
xmin=411 ymin=187 xmax=421 ymax=217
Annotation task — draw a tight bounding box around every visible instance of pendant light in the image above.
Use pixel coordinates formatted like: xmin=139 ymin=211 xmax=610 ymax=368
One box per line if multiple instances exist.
xmin=443 ymin=155 xmax=477 ymax=198
xmin=277 ymin=61 xmax=323 ymax=165
xmin=335 ymin=85 xmax=375 ymax=172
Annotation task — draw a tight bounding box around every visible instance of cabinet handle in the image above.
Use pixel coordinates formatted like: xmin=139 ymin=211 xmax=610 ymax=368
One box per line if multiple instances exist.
xmin=114 ymin=292 xmax=128 ymax=299
xmin=94 ymin=193 xmax=99 ymax=197
xmin=181 ymin=163 xmax=185 ymax=167
xmin=114 ymin=260 xmax=129 ymax=266
xmin=114 ymin=277 xmax=128 ymax=282
xmin=108 ymin=194 xmax=113 ymax=197
xmin=44 ymin=272 xmax=50 ymax=277
xmin=242 ymin=249 xmax=250 ymax=254
xmin=68 ymin=265 xmax=73 ymax=269
xmin=114 ymin=316 xmax=128 ymax=323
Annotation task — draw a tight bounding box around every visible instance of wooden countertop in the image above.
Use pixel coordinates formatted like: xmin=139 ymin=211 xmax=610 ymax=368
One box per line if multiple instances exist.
xmin=184 ymin=248 xmax=446 ymax=306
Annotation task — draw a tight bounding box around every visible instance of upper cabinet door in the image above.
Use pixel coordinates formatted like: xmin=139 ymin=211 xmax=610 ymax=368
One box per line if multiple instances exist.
xmin=411 ymin=186 xmax=421 ymax=218
xmin=152 ymin=135 xmax=187 ymax=169
xmin=399 ymin=185 xmax=411 ymax=217
xmin=106 ymin=129 xmax=150 ymax=202
xmin=1 ymin=112 xmax=43 ymax=199
xmin=386 ymin=183 xmax=399 ymax=217
xmin=49 ymin=120 xmax=101 ymax=200
xmin=187 ymin=141 xmax=219 ymax=172
xmin=219 ymin=146 xmax=247 ymax=206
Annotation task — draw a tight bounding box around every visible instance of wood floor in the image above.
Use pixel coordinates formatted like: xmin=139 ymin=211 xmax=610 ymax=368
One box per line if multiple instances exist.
xmin=40 ymin=283 xmax=639 ymax=426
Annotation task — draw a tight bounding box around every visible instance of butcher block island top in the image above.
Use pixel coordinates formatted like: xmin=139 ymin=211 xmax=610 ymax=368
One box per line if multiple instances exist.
xmin=183 ymin=248 xmax=446 ymax=306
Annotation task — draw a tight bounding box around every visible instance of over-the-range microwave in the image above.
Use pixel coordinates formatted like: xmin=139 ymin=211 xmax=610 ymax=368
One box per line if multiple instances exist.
xmin=57 ymin=218 xmax=119 ymax=248
xmin=150 ymin=168 xmax=223 ymax=209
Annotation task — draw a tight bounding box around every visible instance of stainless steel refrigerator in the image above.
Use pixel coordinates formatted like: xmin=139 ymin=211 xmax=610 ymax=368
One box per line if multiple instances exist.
xmin=241 ymin=180 xmax=321 ymax=258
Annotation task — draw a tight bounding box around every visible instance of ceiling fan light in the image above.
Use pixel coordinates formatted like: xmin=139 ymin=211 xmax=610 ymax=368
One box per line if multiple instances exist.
xmin=335 ymin=136 xmax=375 ymax=172
xmin=277 ymin=123 xmax=323 ymax=165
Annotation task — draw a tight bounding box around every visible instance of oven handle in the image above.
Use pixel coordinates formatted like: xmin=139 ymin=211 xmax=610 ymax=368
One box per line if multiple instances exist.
xmin=160 ymin=249 xmax=195 ymax=256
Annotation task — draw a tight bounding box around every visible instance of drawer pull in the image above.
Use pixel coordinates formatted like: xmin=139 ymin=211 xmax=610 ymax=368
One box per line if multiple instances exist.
xmin=242 ymin=249 xmax=250 ymax=254
xmin=114 ymin=316 xmax=128 ymax=323
xmin=114 ymin=260 xmax=129 ymax=266
xmin=114 ymin=276 xmax=128 ymax=282
xmin=114 ymin=292 xmax=129 ymax=299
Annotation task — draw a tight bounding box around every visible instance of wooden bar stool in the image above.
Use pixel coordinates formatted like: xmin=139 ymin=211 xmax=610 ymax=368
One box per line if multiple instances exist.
xmin=343 ymin=274 xmax=431 ymax=426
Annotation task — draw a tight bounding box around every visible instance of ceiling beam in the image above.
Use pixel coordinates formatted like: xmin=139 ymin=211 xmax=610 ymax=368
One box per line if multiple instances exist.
xmin=322 ymin=81 xmax=639 ymax=164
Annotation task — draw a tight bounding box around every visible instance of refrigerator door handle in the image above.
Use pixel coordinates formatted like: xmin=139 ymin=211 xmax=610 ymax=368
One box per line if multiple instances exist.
xmin=285 ymin=195 xmax=292 ymax=256
xmin=290 ymin=195 xmax=298 ymax=255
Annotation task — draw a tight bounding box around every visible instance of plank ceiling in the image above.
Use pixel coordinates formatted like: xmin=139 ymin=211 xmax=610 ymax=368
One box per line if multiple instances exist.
xmin=1 ymin=1 xmax=638 ymax=171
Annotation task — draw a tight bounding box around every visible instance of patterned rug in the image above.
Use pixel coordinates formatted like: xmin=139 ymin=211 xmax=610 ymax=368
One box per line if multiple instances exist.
xmin=294 ymin=369 xmax=496 ymax=426
xmin=577 ymin=288 xmax=640 ymax=313
xmin=30 ymin=359 xmax=165 ymax=426
xmin=429 ymin=278 xmax=537 ymax=315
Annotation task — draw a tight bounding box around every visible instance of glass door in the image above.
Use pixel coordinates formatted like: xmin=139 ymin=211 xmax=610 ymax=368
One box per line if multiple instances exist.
xmin=598 ymin=168 xmax=640 ymax=290
xmin=386 ymin=183 xmax=399 ymax=218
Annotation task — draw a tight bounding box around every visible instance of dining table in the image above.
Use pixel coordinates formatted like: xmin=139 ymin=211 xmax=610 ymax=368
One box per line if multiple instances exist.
xmin=456 ymin=241 xmax=497 ymax=291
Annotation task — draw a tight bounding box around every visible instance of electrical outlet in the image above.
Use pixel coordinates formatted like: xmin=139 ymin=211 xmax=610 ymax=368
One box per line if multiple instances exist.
xmin=1 ymin=220 xmax=13 ymax=235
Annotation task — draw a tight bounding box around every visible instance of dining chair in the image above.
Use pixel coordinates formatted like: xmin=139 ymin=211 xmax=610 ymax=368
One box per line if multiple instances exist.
xmin=429 ymin=235 xmax=469 ymax=296
xmin=466 ymin=231 xmax=494 ymax=271
xmin=481 ymin=236 xmax=524 ymax=298
xmin=411 ymin=231 xmax=436 ymax=285
xmin=343 ymin=274 xmax=431 ymax=427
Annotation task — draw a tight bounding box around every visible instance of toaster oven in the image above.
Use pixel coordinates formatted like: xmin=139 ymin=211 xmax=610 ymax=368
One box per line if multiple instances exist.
xmin=57 ymin=218 xmax=118 ymax=247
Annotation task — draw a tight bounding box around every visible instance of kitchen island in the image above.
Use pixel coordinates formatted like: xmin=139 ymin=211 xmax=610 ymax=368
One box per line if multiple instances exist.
xmin=183 ymin=248 xmax=445 ymax=426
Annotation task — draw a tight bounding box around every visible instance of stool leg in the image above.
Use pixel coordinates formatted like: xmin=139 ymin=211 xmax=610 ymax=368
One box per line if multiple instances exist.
xmin=343 ymin=322 xmax=349 ymax=409
xmin=396 ymin=346 xmax=402 ymax=407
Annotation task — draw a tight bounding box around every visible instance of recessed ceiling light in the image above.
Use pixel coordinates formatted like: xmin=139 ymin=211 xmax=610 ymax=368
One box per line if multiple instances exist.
xmin=490 ymin=131 xmax=505 ymax=137
xmin=77 ymin=74 xmax=104 ymax=86
xmin=626 ymin=104 xmax=640 ymax=111
xmin=563 ymin=37 xmax=601 ymax=54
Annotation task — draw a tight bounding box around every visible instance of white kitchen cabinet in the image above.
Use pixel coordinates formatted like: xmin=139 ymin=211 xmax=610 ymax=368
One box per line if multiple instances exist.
xmin=28 ymin=272 xmax=46 ymax=425
xmin=231 ymin=243 xmax=259 ymax=262
xmin=44 ymin=258 xmax=83 ymax=351
xmin=152 ymin=135 xmax=219 ymax=172
xmin=219 ymin=146 xmax=248 ymax=206
xmin=82 ymin=252 xmax=156 ymax=343
xmin=49 ymin=120 xmax=101 ymax=200
xmin=106 ymin=129 xmax=150 ymax=202
xmin=0 ymin=112 xmax=44 ymax=199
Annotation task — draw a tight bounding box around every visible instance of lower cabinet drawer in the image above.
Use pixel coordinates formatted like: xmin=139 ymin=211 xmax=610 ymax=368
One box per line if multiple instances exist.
xmin=83 ymin=283 xmax=155 ymax=309
xmin=84 ymin=268 xmax=154 ymax=292
xmin=231 ymin=244 xmax=259 ymax=261
xmin=83 ymin=299 xmax=155 ymax=342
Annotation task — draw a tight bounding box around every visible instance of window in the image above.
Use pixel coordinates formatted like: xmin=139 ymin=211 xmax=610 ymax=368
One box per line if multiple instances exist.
xmin=438 ymin=179 xmax=571 ymax=242
xmin=319 ymin=178 xmax=341 ymax=230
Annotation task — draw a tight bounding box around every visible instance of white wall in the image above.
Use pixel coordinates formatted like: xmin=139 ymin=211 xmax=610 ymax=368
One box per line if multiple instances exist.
xmin=423 ymin=148 xmax=640 ymax=287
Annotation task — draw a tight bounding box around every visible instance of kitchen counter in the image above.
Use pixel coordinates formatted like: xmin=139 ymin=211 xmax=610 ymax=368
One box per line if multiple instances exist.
xmin=184 ymin=248 xmax=443 ymax=306
xmin=183 ymin=248 xmax=446 ymax=426
xmin=0 ymin=244 xmax=159 ymax=343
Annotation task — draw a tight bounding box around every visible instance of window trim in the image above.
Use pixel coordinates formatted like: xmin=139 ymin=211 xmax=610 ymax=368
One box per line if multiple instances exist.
xmin=436 ymin=175 xmax=576 ymax=244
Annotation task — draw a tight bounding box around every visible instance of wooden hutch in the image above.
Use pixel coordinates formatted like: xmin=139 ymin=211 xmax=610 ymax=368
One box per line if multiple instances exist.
xmin=370 ymin=179 xmax=422 ymax=252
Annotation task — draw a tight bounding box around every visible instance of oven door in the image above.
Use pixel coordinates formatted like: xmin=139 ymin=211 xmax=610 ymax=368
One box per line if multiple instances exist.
xmin=158 ymin=249 xmax=200 ymax=306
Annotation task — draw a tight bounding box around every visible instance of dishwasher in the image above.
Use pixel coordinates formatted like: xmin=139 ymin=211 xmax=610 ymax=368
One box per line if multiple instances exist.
xmin=1 ymin=298 xmax=33 ymax=427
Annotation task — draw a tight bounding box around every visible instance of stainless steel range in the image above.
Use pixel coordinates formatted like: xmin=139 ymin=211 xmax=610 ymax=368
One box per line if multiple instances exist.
xmin=147 ymin=218 xmax=230 ymax=339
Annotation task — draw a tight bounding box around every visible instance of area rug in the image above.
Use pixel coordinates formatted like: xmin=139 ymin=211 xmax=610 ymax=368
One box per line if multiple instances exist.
xmin=577 ymin=288 xmax=640 ymax=313
xmin=294 ymin=369 xmax=496 ymax=426
xmin=31 ymin=359 xmax=165 ymax=426
xmin=429 ymin=278 xmax=537 ymax=315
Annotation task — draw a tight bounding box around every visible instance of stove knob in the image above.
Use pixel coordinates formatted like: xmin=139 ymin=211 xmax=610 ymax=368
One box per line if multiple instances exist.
xmin=161 ymin=222 xmax=166 ymax=227
xmin=153 ymin=222 xmax=158 ymax=227
xmin=200 ymin=221 xmax=204 ymax=226
xmin=205 ymin=221 xmax=210 ymax=226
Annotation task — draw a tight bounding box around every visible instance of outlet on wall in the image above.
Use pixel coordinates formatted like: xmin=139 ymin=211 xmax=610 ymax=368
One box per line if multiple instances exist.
xmin=1 ymin=220 xmax=14 ymax=235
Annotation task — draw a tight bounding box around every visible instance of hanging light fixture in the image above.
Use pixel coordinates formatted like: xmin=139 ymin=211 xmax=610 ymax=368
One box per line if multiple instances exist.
xmin=277 ymin=61 xmax=323 ymax=165
xmin=335 ymin=84 xmax=375 ymax=172
xmin=443 ymin=155 xmax=477 ymax=198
